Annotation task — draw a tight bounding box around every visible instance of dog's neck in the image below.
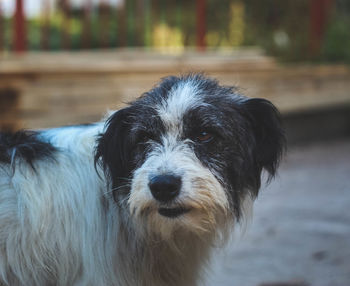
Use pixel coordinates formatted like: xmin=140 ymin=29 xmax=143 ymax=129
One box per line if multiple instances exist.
xmin=115 ymin=220 xmax=215 ymax=286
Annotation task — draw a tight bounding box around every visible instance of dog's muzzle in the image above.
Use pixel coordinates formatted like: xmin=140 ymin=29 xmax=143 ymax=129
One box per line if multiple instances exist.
xmin=148 ymin=174 xmax=190 ymax=218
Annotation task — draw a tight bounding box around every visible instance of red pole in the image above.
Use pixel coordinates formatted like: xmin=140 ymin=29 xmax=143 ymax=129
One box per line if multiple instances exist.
xmin=309 ymin=0 xmax=334 ymax=57
xmin=14 ymin=0 xmax=27 ymax=52
xmin=196 ymin=0 xmax=206 ymax=51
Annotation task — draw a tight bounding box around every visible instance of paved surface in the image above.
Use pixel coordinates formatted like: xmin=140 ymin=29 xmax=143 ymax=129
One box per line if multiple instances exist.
xmin=205 ymin=139 xmax=350 ymax=286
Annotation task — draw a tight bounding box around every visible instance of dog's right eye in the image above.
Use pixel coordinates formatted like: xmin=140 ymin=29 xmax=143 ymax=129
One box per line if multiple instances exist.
xmin=191 ymin=130 xmax=216 ymax=144
xmin=197 ymin=131 xmax=213 ymax=143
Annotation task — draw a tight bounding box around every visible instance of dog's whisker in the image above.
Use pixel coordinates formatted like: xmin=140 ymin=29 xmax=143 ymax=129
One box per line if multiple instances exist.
xmin=110 ymin=184 xmax=131 ymax=192
xmin=118 ymin=194 xmax=131 ymax=206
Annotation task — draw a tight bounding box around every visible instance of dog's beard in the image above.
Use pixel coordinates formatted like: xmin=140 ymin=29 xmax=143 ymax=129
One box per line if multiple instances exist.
xmin=129 ymin=198 xmax=231 ymax=248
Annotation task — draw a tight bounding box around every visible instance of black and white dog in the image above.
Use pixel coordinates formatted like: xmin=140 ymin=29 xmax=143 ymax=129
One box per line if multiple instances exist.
xmin=0 ymin=74 xmax=285 ymax=286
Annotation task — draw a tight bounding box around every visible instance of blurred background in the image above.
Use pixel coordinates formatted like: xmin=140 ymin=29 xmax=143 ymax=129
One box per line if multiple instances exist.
xmin=0 ymin=1 xmax=349 ymax=286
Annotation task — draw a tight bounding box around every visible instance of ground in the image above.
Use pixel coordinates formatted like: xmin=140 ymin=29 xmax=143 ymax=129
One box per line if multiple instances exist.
xmin=206 ymin=138 xmax=350 ymax=286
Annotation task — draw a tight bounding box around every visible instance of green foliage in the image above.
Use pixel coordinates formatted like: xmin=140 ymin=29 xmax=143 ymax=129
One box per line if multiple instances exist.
xmin=27 ymin=18 xmax=41 ymax=50
xmin=3 ymin=18 xmax=13 ymax=50
xmin=321 ymin=17 xmax=350 ymax=63
xmin=244 ymin=0 xmax=310 ymax=62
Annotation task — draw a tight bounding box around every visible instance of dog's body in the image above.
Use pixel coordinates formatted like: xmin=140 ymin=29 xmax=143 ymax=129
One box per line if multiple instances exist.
xmin=0 ymin=74 xmax=285 ymax=286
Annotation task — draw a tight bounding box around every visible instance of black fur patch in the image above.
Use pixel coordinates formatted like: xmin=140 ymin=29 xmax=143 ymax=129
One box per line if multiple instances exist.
xmin=95 ymin=105 xmax=165 ymax=201
xmin=180 ymin=76 xmax=286 ymax=218
xmin=0 ymin=131 xmax=57 ymax=170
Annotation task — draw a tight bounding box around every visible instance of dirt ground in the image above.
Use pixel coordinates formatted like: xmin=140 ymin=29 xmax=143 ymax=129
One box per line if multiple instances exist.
xmin=205 ymin=139 xmax=350 ymax=286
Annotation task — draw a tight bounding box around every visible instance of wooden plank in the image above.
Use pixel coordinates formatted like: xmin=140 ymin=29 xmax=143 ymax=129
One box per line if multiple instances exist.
xmin=0 ymin=51 xmax=349 ymax=130
xmin=0 ymin=49 xmax=276 ymax=74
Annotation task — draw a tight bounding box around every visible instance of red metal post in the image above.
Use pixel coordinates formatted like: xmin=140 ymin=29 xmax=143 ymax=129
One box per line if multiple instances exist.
xmin=14 ymin=0 xmax=27 ymax=52
xmin=309 ymin=0 xmax=334 ymax=57
xmin=196 ymin=0 xmax=206 ymax=51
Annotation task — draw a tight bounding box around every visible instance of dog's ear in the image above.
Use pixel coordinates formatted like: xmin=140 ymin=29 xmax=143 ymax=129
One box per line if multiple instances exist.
xmin=241 ymin=98 xmax=286 ymax=179
xmin=95 ymin=107 xmax=134 ymax=189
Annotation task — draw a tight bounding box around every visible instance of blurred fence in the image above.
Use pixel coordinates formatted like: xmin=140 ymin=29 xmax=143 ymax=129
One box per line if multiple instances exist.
xmin=0 ymin=0 xmax=337 ymax=57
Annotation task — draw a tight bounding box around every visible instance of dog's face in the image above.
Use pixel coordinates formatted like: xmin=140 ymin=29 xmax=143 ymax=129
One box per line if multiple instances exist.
xmin=96 ymin=75 xmax=285 ymax=239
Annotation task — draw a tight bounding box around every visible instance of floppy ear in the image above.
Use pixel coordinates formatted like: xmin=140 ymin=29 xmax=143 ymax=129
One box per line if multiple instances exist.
xmin=241 ymin=98 xmax=286 ymax=179
xmin=95 ymin=107 xmax=134 ymax=190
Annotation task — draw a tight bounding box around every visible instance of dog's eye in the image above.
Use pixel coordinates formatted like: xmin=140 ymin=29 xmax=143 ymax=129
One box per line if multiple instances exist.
xmin=196 ymin=131 xmax=213 ymax=143
xmin=135 ymin=131 xmax=153 ymax=144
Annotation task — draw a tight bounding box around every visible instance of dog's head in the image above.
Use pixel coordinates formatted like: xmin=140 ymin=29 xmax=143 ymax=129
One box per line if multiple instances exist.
xmin=96 ymin=74 xmax=285 ymax=240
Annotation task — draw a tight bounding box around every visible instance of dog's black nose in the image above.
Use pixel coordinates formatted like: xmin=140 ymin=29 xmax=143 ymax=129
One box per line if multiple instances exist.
xmin=148 ymin=175 xmax=181 ymax=203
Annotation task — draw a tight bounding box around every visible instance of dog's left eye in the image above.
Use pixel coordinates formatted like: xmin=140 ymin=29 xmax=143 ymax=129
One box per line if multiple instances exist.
xmin=135 ymin=131 xmax=154 ymax=144
xmin=196 ymin=131 xmax=213 ymax=143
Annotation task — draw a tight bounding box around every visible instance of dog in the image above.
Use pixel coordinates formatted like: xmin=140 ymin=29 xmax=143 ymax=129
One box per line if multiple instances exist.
xmin=0 ymin=74 xmax=285 ymax=286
